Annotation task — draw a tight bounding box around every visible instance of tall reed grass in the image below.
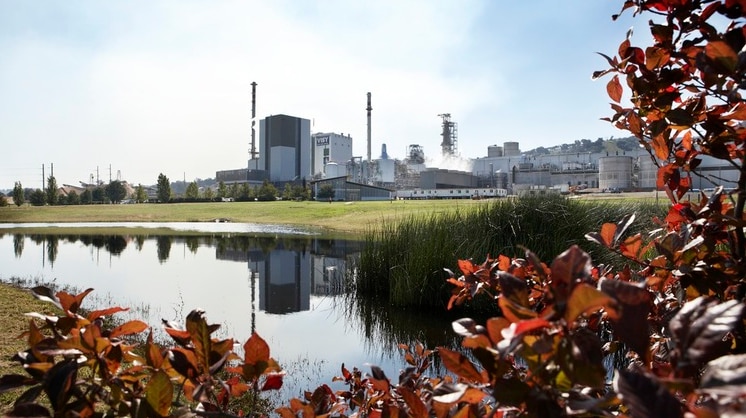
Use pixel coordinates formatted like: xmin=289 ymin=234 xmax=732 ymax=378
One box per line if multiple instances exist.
xmin=356 ymin=195 xmax=665 ymax=309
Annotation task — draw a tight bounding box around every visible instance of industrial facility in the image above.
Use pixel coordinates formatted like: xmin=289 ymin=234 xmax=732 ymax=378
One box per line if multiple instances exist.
xmin=215 ymin=83 xmax=739 ymax=200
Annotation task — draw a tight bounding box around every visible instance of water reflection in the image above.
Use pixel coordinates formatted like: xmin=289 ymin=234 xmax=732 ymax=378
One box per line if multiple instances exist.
xmin=0 ymin=231 xmax=462 ymax=400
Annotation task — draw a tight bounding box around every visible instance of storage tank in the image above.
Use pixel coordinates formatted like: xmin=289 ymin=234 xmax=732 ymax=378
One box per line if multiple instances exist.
xmin=503 ymin=141 xmax=520 ymax=157
xmin=638 ymin=154 xmax=658 ymax=190
xmin=378 ymin=158 xmax=395 ymax=183
xmin=598 ymin=156 xmax=634 ymax=191
xmin=325 ymin=162 xmax=347 ymax=178
xmin=487 ymin=145 xmax=503 ymax=158
xmin=495 ymin=171 xmax=509 ymax=189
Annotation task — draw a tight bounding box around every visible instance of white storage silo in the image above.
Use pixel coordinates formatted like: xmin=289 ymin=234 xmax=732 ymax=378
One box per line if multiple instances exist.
xmin=325 ymin=162 xmax=347 ymax=178
xmin=503 ymin=141 xmax=521 ymax=157
xmin=638 ymin=154 xmax=659 ymax=190
xmin=488 ymin=145 xmax=503 ymax=158
xmin=599 ymin=156 xmax=634 ymax=191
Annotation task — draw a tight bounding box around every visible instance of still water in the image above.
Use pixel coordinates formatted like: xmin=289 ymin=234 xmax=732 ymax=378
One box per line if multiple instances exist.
xmin=0 ymin=223 xmax=459 ymax=402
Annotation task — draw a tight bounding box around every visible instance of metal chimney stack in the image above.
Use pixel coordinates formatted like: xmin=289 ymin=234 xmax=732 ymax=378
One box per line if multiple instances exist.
xmin=366 ymin=92 xmax=372 ymax=163
xmin=250 ymin=82 xmax=258 ymax=161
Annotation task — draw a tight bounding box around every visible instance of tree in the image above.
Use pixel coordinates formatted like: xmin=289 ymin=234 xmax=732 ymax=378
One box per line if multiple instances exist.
xmin=92 ymin=186 xmax=106 ymax=203
xmin=256 ymin=180 xmax=278 ymax=201
xmin=157 ymin=173 xmax=171 ymax=203
xmin=217 ymin=181 xmax=227 ymax=199
xmin=80 ymin=189 xmax=93 ymax=204
xmin=316 ymin=184 xmax=335 ymax=200
xmin=65 ymin=191 xmax=80 ymax=205
xmin=106 ymin=180 xmax=127 ymax=203
xmin=238 ymin=183 xmax=252 ymax=201
xmin=595 ymin=0 xmax=746 ymax=260
xmin=12 ymin=181 xmax=24 ymax=207
xmin=185 ymin=181 xmax=199 ymax=200
xmin=228 ymin=183 xmax=239 ymax=199
xmin=282 ymin=183 xmax=293 ymax=200
xmin=0 ymin=194 xmax=7 ymax=207
xmin=45 ymin=175 xmax=58 ymax=205
xmin=202 ymin=187 xmax=214 ymax=200
xmin=135 ymin=184 xmax=147 ymax=203
xmin=29 ymin=189 xmax=46 ymax=206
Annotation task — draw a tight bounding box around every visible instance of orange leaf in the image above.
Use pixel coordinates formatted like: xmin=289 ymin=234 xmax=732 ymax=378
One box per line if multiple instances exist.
xmin=438 ymin=347 xmax=486 ymax=383
xmin=600 ymin=223 xmax=617 ymax=247
xmin=244 ymin=332 xmax=270 ymax=365
xmin=620 ymin=234 xmax=643 ymax=259
xmin=498 ymin=296 xmax=538 ymax=323
xmin=607 ymin=75 xmax=623 ymax=103
xmin=109 ymin=320 xmax=148 ymax=338
xmin=486 ymin=317 xmax=510 ymax=345
xmin=398 ymin=386 xmax=428 ymax=418
xmin=564 ymin=284 xmax=617 ymax=323
xmin=651 ymin=133 xmax=671 ymax=161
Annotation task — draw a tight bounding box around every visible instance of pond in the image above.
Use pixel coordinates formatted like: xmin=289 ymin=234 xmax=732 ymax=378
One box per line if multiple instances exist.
xmin=0 ymin=223 xmax=462 ymax=403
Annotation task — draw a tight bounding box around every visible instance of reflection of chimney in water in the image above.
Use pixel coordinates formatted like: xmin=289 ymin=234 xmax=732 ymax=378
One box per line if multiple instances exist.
xmin=366 ymin=92 xmax=372 ymax=163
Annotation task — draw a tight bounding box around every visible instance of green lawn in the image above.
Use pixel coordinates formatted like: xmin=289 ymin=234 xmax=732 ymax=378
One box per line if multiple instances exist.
xmin=0 ymin=199 xmax=491 ymax=234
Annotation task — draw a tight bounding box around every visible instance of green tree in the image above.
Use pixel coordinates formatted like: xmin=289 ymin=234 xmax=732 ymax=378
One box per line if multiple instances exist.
xmin=92 ymin=186 xmax=106 ymax=203
xmin=29 ymin=189 xmax=46 ymax=206
xmin=135 ymin=184 xmax=147 ymax=203
xmin=80 ymin=189 xmax=93 ymax=204
xmin=217 ymin=181 xmax=227 ymax=199
xmin=282 ymin=183 xmax=293 ymax=200
xmin=65 ymin=191 xmax=80 ymax=205
xmin=185 ymin=181 xmax=199 ymax=200
xmin=12 ymin=181 xmax=24 ymax=207
xmin=45 ymin=175 xmax=58 ymax=205
xmin=238 ymin=183 xmax=251 ymax=201
xmin=157 ymin=173 xmax=171 ymax=203
xmin=316 ymin=184 xmax=335 ymax=200
xmin=106 ymin=180 xmax=127 ymax=203
xmin=0 ymin=194 xmax=7 ymax=207
xmin=202 ymin=187 xmax=214 ymax=200
xmin=256 ymin=180 xmax=278 ymax=201
xmin=228 ymin=183 xmax=239 ymax=200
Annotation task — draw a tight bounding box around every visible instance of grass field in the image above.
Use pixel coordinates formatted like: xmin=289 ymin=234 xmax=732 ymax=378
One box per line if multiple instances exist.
xmin=0 ymin=199 xmax=494 ymax=234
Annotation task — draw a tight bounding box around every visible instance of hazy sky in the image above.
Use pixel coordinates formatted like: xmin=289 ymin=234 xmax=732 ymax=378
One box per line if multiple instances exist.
xmin=0 ymin=1 xmax=640 ymax=189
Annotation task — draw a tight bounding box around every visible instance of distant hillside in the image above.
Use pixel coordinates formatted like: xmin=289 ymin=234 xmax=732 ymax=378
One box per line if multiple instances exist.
xmin=523 ymin=136 xmax=640 ymax=156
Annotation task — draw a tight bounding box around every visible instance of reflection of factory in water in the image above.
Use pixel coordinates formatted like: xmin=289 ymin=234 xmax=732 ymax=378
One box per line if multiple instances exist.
xmin=217 ymin=239 xmax=362 ymax=314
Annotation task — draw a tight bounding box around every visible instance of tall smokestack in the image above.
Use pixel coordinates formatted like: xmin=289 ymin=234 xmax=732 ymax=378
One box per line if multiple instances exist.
xmin=249 ymin=82 xmax=258 ymax=162
xmin=366 ymin=92 xmax=372 ymax=163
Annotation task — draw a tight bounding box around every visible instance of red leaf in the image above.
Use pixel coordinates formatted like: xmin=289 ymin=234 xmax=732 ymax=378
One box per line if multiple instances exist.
xmin=57 ymin=288 xmax=94 ymax=314
xmin=261 ymin=372 xmax=284 ymax=391
xmin=87 ymin=306 xmax=129 ymax=321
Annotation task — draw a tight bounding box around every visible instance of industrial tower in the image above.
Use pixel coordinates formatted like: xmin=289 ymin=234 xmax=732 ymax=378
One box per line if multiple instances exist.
xmin=438 ymin=113 xmax=458 ymax=156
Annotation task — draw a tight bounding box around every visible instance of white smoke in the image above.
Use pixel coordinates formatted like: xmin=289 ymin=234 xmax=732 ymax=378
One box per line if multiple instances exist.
xmin=425 ymin=153 xmax=474 ymax=172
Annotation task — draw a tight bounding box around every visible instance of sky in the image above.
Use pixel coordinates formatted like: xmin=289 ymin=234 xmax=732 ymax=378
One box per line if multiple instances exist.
xmin=0 ymin=0 xmax=641 ymax=190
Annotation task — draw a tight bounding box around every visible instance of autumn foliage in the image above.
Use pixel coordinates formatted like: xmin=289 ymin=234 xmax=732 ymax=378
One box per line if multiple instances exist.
xmin=3 ymin=1 xmax=746 ymax=417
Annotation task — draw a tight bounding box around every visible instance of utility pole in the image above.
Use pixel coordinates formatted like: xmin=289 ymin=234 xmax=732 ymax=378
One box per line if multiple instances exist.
xmin=42 ymin=164 xmax=45 ymax=190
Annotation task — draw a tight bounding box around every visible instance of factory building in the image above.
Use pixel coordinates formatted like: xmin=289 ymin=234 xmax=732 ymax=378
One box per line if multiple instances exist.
xmin=311 ymin=132 xmax=353 ymax=178
xmin=252 ymin=114 xmax=312 ymax=182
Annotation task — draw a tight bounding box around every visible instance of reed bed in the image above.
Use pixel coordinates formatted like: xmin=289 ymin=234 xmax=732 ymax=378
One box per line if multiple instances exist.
xmin=356 ymin=195 xmax=665 ymax=309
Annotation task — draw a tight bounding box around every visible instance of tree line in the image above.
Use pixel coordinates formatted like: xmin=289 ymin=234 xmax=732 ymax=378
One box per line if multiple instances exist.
xmin=3 ymin=173 xmax=315 ymax=206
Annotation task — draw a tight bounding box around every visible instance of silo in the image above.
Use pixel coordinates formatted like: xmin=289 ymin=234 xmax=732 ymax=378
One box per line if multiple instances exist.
xmin=325 ymin=162 xmax=347 ymax=178
xmin=638 ymin=154 xmax=659 ymax=190
xmin=503 ymin=141 xmax=520 ymax=157
xmin=488 ymin=145 xmax=503 ymax=158
xmin=378 ymin=158 xmax=395 ymax=183
xmin=495 ymin=172 xmax=509 ymax=189
xmin=598 ymin=156 xmax=633 ymax=191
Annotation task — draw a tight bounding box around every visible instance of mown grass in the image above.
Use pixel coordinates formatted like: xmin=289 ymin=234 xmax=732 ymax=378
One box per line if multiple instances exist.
xmin=0 ymin=200 xmax=492 ymax=234
xmin=356 ymin=195 xmax=666 ymax=310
